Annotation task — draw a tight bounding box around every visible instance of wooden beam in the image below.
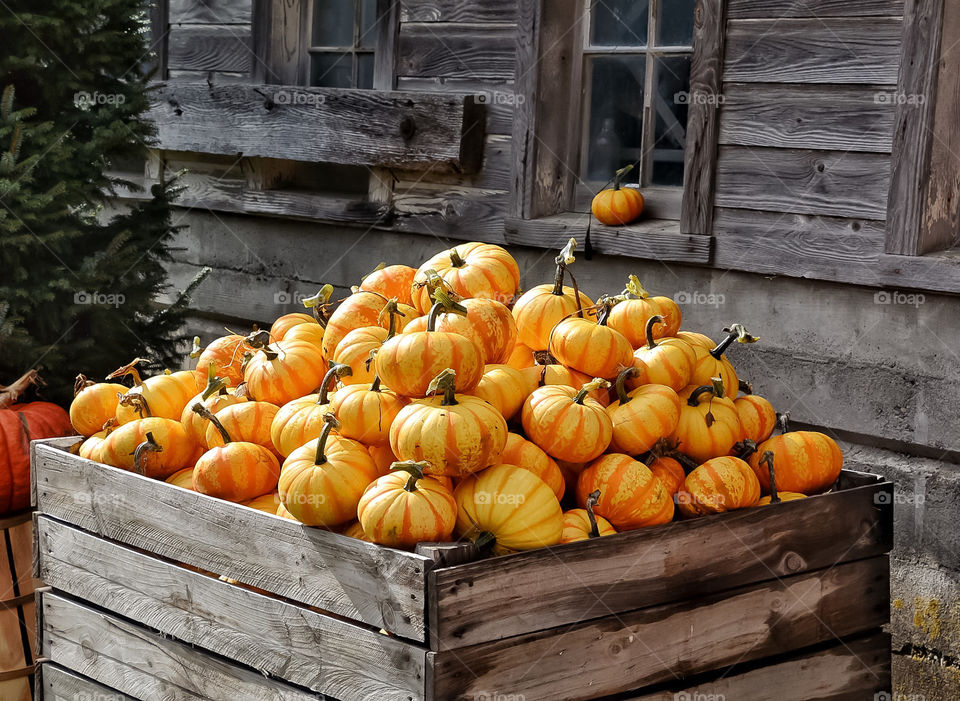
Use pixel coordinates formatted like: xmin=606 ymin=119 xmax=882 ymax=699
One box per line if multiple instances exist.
xmin=727 ymin=0 xmax=904 ymax=18
xmin=725 ymin=18 xmax=902 ymax=85
xmin=147 ymin=81 xmax=486 ymax=173
xmin=399 ymin=0 xmax=517 ymax=23
xmin=169 ymin=0 xmax=252 ymax=24
xmin=32 ymin=441 xmax=433 ymax=641
xmin=428 ymin=557 xmax=890 ymax=699
xmin=428 ymin=473 xmax=892 ymax=649
xmin=41 ymin=664 xmax=135 ymax=701
xmin=680 ymin=0 xmax=727 ymax=235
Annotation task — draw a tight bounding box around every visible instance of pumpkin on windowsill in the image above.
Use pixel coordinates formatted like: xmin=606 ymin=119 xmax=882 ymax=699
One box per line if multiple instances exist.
xmin=591 ymin=164 xmax=645 ymax=226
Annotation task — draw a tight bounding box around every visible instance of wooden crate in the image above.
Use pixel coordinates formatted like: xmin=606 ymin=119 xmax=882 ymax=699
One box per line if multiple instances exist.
xmin=31 ymin=437 xmax=894 ymax=700
xmin=1 ymin=510 xmax=37 ymax=701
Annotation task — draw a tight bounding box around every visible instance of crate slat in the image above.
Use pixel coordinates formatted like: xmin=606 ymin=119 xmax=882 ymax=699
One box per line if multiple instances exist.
xmin=429 ymin=473 xmax=892 ymax=648
xmin=32 ymin=440 xmax=431 ymax=642
xmin=36 ymin=515 xmax=427 ymax=700
xmin=41 ymin=592 xmax=325 ymax=701
xmin=626 ymin=632 xmax=891 ymax=700
xmin=428 ymin=556 xmax=890 ymax=700
xmin=41 ymin=663 xmax=135 ymax=701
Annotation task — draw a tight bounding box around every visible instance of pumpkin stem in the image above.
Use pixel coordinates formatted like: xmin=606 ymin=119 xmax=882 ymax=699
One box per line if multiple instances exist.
xmin=623 ymin=275 xmax=650 ymax=300
xmin=449 ymin=248 xmax=466 ymax=268
xmin=100 ymin=417 xmax=118 ymax=434
xmin=551 ymin=237 xmax=578 ymax=296
xmin=200 ymin=363 xmax=230 ymax=400
xmin=474 ymin=530 xmax=497 ymax=552
xmin=733 ymin=438 xmax=759 ymax=460
xmin=614 ymin=367 xmax=638 ymax=404
xmin=596 ymin=297 xmax=616 ymax=326
xmin=378 ymin=298 xmax=405 ymax=339
xmin=314 ymin=413 xmax=341 ymax=466
xmin=245 ymin=330 xmax=280 ymax=361
xmin=132 ymin=431 xmax=162 ymax=476
xmin=760 ymin=450 xmax=781 ymax=504
xmin=318 ymin=363 xmax=352 ymax=405
xmin=427 ymin=369 xmax=458 ymax=406
xmin=391 ymin=460 xmax=431 ymax=492
xmin=738 ymin=378 xmax=754 ymax=395
xmin=189 ymin=336 xmax=203 ymax=361
xmin=574 ymin=378 xmax=611 ymax=405
xmin=650 ymin=437 xmax=699 ymax=471
xmin=106 ymin=358 xmax=146 ymax=387
xmin=192 ymin=403 xmax=231 ymax=444
xmin=73 ymin=373 xmax=95 ymax=397
xmin=644 ymin=314 xmax=664 ymax=350
xmin=360 ymin=262 xmax=386 ymax=282
xmin=302 ymin=284 xmax=334 ymax=327
xmin=585 ymin=489 xmax=602 ymax=538
xmin=370 ymin=375 xmax=382 ymax=393
xmin=427 ymin=290 xmax=468 ymax=331
xmin=118 ymin=392 xmax=152 ymax=418
xmin=686 ymin=384 xmax=717 ymax=407
xmin=612 ymin=164 xmax=633 ymax=191
xmin=533 ymin=350 xmax=557 ymax=366
xmin=710 ymin=323 xmax=759 ymax=360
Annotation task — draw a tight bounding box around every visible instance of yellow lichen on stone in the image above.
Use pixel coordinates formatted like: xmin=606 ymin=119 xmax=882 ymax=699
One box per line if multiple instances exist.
xmin=914 ymin=597 xmax=942 ymax=640
xmin=893 ymin=598 xmax=904 ymax=609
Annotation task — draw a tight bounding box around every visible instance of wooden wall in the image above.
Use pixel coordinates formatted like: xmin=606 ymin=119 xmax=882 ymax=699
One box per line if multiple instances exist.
xmin=711 ymin=0 xmax=907 ymax=277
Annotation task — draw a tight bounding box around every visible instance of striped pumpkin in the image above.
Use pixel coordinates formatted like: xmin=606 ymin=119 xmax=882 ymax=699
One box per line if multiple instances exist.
xmin=606 ymin=276 xmax=682 ymax=347
xmin=520 ymin=363 xmax=610 ymax=407
xmin=606 ymin=369 xmax=681 ymax=455
xmin=677 ymin=331 xmax=715 ymax=349
xmin=677 ymin=456 xmax=761 ymax=517
xmin=332 ymin=325 xmax=388 ymax=386
xmin=282 ymin=321 xmax=325 ymax=349
xmin=560 ymin=490 xmax=617 ymax=543
xmin=411 ymin=242 xmax=520 ymax=313
xmin=270 ymin=313 xmax=317 ymax=342
xmin=195 ymin=334 xmax=254 ymax=387
xmin=466 ymin=364 xmax=528 ymax=420
xmin=390 ymin=369 xmax=507 ymax=478
xmin=180 ymin=366 xmax=247 ymax=445
xmin=576 ymin=454 xmax=674 ymax=530
xmin=192 ymin=407 xmax=281 ymax=502
xmin=321 ymin=290 xmax=388 ymax=360
xmin=360 ymin=264 xmax=417 ymax=306
xmin=206 ymin=401 xmax=281 ymax=457
xmin=688 ymin=325 xmax=757 ymax=399
xmin=330 ymin=376 xmax=409 ymax=446
xmin=629 ymin=315 xmax=696 ymax=391
xmin=433 ymin=297 xmax=517 ymax=365
xmin=69 ymin=375 xmax=127 ymax=436
xmin=498 ymin=432 xmax=565 ymax=502
xmin=521 ymin=380 xmax=613 ymax=463
xmin=672 ymin=383 xmax=742 ymax=464
xmin=648 ymin=456 xmax=686 ymax=497
xmin=278 ymin=415 xmax=380 ymax=527
xmin=100 ymin=418 xmax=198 ymax=479
xmin=78 ymin=426 xmax=116 ymax=463
xmin=244 ymin=338 xmax=328 ymax=407
xmin=734 ymin=383 xmax=777 ymax=443
xmin=114 ymin=367 xmax=200 ymax=425
xmin=270 ymin=364 xmax=350 ymax=457
xmin=454 ymin=463 xmax=563 ymax=552
xmin=747 ymin=430 xmax=843 ymax=495
xmin=548 ymin=311 xmax=634 ymax=380
xmin=512 ymin=252 xmax=594 ymax=351
xmin=375 ymin=301 xmax=485 ymax=398
xmin=358 ymin=461 xmax=457 ymax=547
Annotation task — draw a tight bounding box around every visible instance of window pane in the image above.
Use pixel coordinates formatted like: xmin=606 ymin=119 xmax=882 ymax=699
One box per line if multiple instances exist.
xmin=583 ymin=56 xmax=646 ymax=182
xmin=358 ymin=0 xmax=378 ymax=49
xmin=310 ymin=52 xmax=354 ymax=88
xmin=659 ymin=0 xmax=696 ymax=46
xmin=357 ymin=52 xmax=375 ymax=89
xmin=590 ymin=0 xmax=649 ymax=47
xmin=651 ymin=56 xmax=691 ymax=186
xmin=312 ymin=0 xmax=355 ymax=47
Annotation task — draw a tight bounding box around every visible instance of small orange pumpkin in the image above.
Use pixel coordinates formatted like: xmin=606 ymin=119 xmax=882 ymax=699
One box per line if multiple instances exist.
xmin=521 ymin=379 xmax=612 ymax=463
xmin=505 ymin=342 xmax=536 ymax=370
xmin=165 ymin=467 xmax=195 ymax=491
xmin=520 ymin=362 xmax=610 ymax=407
xmin=466 ymin=364 xmax=528 ymax=420
xmin=754 ymin=450 xmax=808 ymax=506
xmin=607 ymin=276 xmax=682 ymax=346
xmin=330 ymin=375 xmax=409 ymax=446
xmin=677 ymin=456 xmax=761 ymax=518
xmin=180 ymin=365 xmax=247 ymax=445
xmin=243 ymin=332 xmax=328 ymax=406
xmin=100 ymin=418 xmax=198 ymax=479
xmin=605 ymin=368 xmax=681 ymax=455
xmin=389 ymin=369 xmax=507 ymax=478
xmin=548 ymin=301 xmax=634 ymax=380
xmin=360 ymin=263 xmax=417 ymax=306
xmin=561 ymin=489 xmax=617 ymax=543
xmin=411 ymin=242 xmax=520 ymax=313
xmin=110 ymin=361 xmax=200 ymax=425
xmin=744 ymin=417 xmax=843 ymax=495
xmin=270 ymin=312 xmax=317 ymax=342
xmin=78 ymin=422 xmax=118 ymax=463
xmin=688 ymin=324 xmax=757 ymax=399
xmin=195 ymin=334 xmax=254 ymax=387
xmin=672 ymin=381 xmax=742 ymax=464
xmin=591 ymin=165 xmax=644 ymax=226
xmin=734 ymin=380 xmax=777 ymax=443
xmin=321 ymin=290 xmax=388 ymax=360
xmin=648 ymin=455 xmax=686 ymax=497
xmin=498 ymin=432 xmax=566 ymax=502
xmin=270 ymin=364 xmax=350 ymax=457
xmin=69 ymin=374 xmax=128 ymax=436
xmin=576 ymin=453 xmax=674 ymax=530
xmin=433 ymin=297 xmax=517 ymax=365
xmin=629 ymin=315 xmax=696 ymax=392
xmin=358 ymin=460 xmax=458 ymax=547
xmin=206 ymin=400 xmax=280 ymax=457
xmin=242 ymin=491 xmax=283 ymax=513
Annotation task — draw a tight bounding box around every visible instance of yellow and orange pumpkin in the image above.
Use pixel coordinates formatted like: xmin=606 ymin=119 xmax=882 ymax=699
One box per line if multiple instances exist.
xmin=498 ymin=432 xmax=565 ymax=502
xmin=522 ymin=379 xmax=612 ymax=463
xmin=576 ymin=454 xmax=674 ymax=530
xmin=605 ymin=368 xmax=681 ymax=455
xmin=672 ymin=382 xmax=742 ymax=464
xmin=561 ymin=489 xmax=618 ymax=543
xmin=548 ymin=302 xmax=634 ymax=380
xmin=69 ymin=374 xmax=127 ymax=436
xmin=677 ymin=456 xmax=761 ymax=518
xmin=411 ymin=242 xmax=520 ymax=313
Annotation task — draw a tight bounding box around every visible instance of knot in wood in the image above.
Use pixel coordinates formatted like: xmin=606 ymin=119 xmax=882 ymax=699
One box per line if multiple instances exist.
xmin=400 ymin=116 xmax=418 ymax=141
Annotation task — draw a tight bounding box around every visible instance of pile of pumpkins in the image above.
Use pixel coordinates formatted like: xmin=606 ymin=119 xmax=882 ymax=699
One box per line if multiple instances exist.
xmin=67 ymin=240 xmax=843 ymax=554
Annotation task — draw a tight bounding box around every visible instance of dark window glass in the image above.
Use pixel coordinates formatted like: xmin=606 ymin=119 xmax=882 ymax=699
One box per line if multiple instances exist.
xmin=584 ymin=56 xmax=646 ymax=181
xmin=591 ymin=0 xmax=649 ymax=46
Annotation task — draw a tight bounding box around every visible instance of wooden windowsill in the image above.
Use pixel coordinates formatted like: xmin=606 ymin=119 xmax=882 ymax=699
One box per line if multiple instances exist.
xmin=504 ymin=213 xmax=712 ymax=264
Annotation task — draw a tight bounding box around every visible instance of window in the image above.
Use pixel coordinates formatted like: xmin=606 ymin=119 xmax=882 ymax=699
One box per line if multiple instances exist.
xmin=307 ymin=0 xmax=379 ymax=89
xmin=578 ymin=0 xmax=696 ymax=202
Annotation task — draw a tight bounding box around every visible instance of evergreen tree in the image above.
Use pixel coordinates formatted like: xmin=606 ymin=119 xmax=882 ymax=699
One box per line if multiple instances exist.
xmin=0 ymin=0 xmax=205 ymax=404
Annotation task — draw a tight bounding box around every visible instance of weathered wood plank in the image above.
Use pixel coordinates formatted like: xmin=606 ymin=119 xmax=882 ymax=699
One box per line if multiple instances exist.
xmin=504 ymin=214 xmax=713 ymax=264
xmin=167 ymin=25 xmax=253 ymax=73
xmin=147 ymin=0 xmax=169 ymax=79
xmin=727 ymin=0 xmax=904 ymax=17
xmin=396 ymin=77 xmax=515 ymax=135
xmin=32 ymin=442 xmax=432 ymax=641
xmin=681 ymin=0 xmax=727 ymax=235
xmin=397 ymin=23 xmax=516 ymax=80
xmin=429 ymin=557 xmax=890 ymax=700
xmin=244 ymin=189 xmax=393 ymax=226
xmin=41 ymin=664 xmax=135 ymax=701
xmin=400 ymin=0 xmax=517 ymax=23
xmin=42 ymin=593 xmax=324 ymax=700
xmin=428 ymin=475 xmax=892 ymax=649
xmin=148 ymin=82 xmax=486 ymax=173
xmin=714 ymin=146 xmax=891 ymax=220
xmin=169 ymin=0 xmax=252 ymax=24
xmin=392 ymin=135 xmax=512 ymax=190
xmin=719 ymin=84 xmax=896 ymax=153
xmin=627 ymin=632 xmax=891 ymax=700
xmin=391 ymin=185 xmax=508 ymax=243
xmin=714 ymin=207 xmax=886 ymax=248
xmin=724 ymin=18 xmax=902 ymax=85
xmin=36 ymin=517 xmax=428 ymax=700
